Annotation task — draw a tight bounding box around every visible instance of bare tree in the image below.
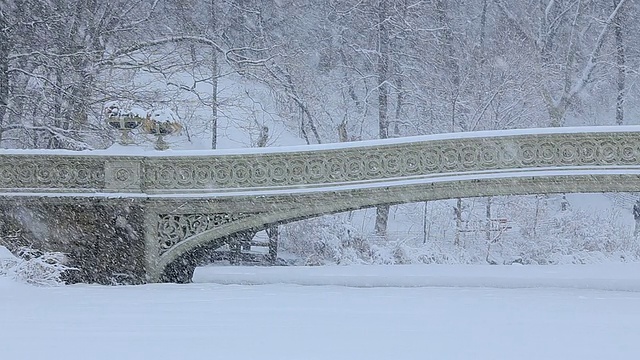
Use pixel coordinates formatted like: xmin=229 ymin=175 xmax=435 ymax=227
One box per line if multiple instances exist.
xmin=493 ymin=0 xmax=629 ymax=126
xmin=0 ymin=3 xmax=10 ymax=145
xmin=2 ymin=0 xmax=162 ymax=149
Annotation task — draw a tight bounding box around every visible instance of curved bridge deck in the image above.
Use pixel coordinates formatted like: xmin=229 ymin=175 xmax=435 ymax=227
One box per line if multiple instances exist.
xmin=3 ymin=126 xmax=640 ymax=197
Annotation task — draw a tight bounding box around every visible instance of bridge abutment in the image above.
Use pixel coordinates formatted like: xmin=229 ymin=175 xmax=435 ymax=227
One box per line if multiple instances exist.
xmin=0 ymin=198 xmax=148 ymax=284
xmin=1 ymin=197 xmax=269 ymax=284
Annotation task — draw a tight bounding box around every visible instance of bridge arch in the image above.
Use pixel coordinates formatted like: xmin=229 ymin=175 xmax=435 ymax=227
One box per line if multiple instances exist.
xmin=149 ymin=169 xmax=640 ymax=282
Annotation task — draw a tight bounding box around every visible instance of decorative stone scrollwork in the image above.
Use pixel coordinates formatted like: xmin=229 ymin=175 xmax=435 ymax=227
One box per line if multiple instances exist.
xmin=232 ymin=161 xmax=251 ymax=185
xmin=559 ymin=142 xmax=578 ymax=164
xmin=480 ymin=146 xmax=499 ymax=166
xmin=620 ymin=142 xmax=637 ymax=162
xmin=306 ymin=159 xmax=325 ymax=182
xmin=0 ymin=157 xmax=105 ymax=189
xmin=251 ymin=162 xmax=270 ymax=185
xmin=441 ymin=148 xmax=460 ymax=170
xmin=384 ymin=151 xmax=402 ymax=175
xmin=270 ymin=160 xmax=289 ymax=184
xmin=365 ymin=153 xmax=384 ymax=176
xmin=600 ymin=141 xmax=618 ymax=164
xmin=212 ymin=162 xmax=232 ymax=185
xmin=579 ymin=141 xmax=597 ymax=163
xmin=402 ymin=150 xmax=421 ymax=174
xmin=423 ymin=149 xmax=441 ymax=171
xmin=326 ymin=158 xmax=345 ymax=181
xmin=460 ymin=147 xmax=478 ymax=169
xmin=157 ymin=213 xmax=252 ymax=254
xmin=519 ymin=143 xmax=537 ymax=165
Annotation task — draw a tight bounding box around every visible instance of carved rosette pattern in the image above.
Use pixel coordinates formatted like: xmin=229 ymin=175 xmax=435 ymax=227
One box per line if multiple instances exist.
xmin=0 ymin=157 xmax=105 ymax=189
xmin=142 ymin=135 xmax=640 ymax=191
xmin=157 ymin=213 xmax=252 ymax=254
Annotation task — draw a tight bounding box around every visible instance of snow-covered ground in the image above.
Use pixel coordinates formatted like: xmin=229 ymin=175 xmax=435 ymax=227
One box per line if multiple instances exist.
xmin=2 ymin=264 xmax=640 ymax=360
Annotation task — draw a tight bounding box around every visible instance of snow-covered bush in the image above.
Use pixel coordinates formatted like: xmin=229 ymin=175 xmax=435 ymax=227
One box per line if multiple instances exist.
xmin=281 ymin=214 xmax=461 ymax=266
xmin=504 ymin=207 xmax=638 ymax=265
xmin=281 ymin=215 xmax=381 ymax=265
xmin=279 ymin=195 xmax=640 ymax=267
xmin=0 ymin=246 xmax=72 ymax=286
xmin=0 ymin=246 xmax=18 ymax=276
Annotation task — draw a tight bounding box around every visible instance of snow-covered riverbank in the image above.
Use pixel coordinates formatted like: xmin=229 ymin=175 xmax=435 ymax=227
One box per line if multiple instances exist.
xmin=2 ymin=264 xmax=640 ymax=360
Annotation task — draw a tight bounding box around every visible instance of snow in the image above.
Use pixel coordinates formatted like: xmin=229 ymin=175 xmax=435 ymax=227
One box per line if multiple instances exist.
xmin=128 ymin=106 xmax=148 ymax=119
xmin=2 ymin=264 xmax=640 ymax=360
xmin=0 ymin=246 xmax=17 ymax=274
xmin=0 ymin=245 xmax=14 ymax=260
xmin=4 ymin=125 xmax=640 ymax=156
xmin=103 ymin=101 xmax=148 ymax=119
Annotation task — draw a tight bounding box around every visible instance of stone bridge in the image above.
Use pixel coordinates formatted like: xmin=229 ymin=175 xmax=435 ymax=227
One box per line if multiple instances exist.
xmin=2 ymin=126 xmax=640 ymax=284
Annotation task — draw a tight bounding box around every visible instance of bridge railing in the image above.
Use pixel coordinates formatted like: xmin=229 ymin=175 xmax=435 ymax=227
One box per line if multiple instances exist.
xmin=2 ymin=126 xmax=640 ymax=195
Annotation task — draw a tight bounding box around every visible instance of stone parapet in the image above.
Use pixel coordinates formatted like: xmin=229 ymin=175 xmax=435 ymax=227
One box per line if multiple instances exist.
xmin=2 ymin=128 xmax=640 ymax=195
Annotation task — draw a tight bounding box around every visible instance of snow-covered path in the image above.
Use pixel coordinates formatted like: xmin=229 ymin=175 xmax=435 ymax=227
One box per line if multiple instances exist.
xmin=2 ymin=265 xmax=640 ymax=360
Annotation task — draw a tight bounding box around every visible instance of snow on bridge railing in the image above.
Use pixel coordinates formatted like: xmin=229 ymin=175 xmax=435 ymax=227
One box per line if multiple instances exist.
xmin=2 ymin=126 xmax=640 ymax=195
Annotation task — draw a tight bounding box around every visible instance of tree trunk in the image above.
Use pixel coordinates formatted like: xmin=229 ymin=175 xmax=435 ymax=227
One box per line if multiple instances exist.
xmin=375 ymin=0 xmax=390 ymax=237
xmin=266 ymin=225 xmax=279 ymax=264
xmin=0 ymin=23 xmax=8 ymax=146
xmin=533 ymin=195 xmax=541 ymax=240
xmin=455 ymin=198 xmax=462 ymax=246
xmin=377 ymin=0 xmax=390 ymax=140
xmin=435 ymin=0 xmax=460 ymax=130
xmin=394 ymin=76 xmax=403 ymax=137
xmin=375 ymin=205 xmax=390 ymax=237
xmin=211 ymin=0 xmax=219 ymax=148
xmin=613 ymin=0 xmax=625 ymax=125
xmin=211 ymin=50 xmax=218 ymax=149
xmin=485 ymin=197 xmax=492 ymax=244
xmin=422 ymin=201 xmax=431 ymax=244
xmin=479 ymin=0 xmax=488 ymax=63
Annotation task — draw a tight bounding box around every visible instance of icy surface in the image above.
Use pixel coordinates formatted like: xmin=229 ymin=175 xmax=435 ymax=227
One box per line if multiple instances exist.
xmin=194 ymin=263 xmax=640 ymax=291
xmin=2 ymin=264 xmax=640 ymax=359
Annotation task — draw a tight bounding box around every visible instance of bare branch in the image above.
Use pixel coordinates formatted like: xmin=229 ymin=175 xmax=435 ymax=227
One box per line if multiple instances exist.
xmin=567 ymin=0 xmax=628 ymax=99
xmin=492 ymin=0 xmax=537 ymax=49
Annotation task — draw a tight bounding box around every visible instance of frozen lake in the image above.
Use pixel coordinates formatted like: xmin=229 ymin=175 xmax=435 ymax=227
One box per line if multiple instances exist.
xmin=2 ymin=264 xmax=640 ymax=360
